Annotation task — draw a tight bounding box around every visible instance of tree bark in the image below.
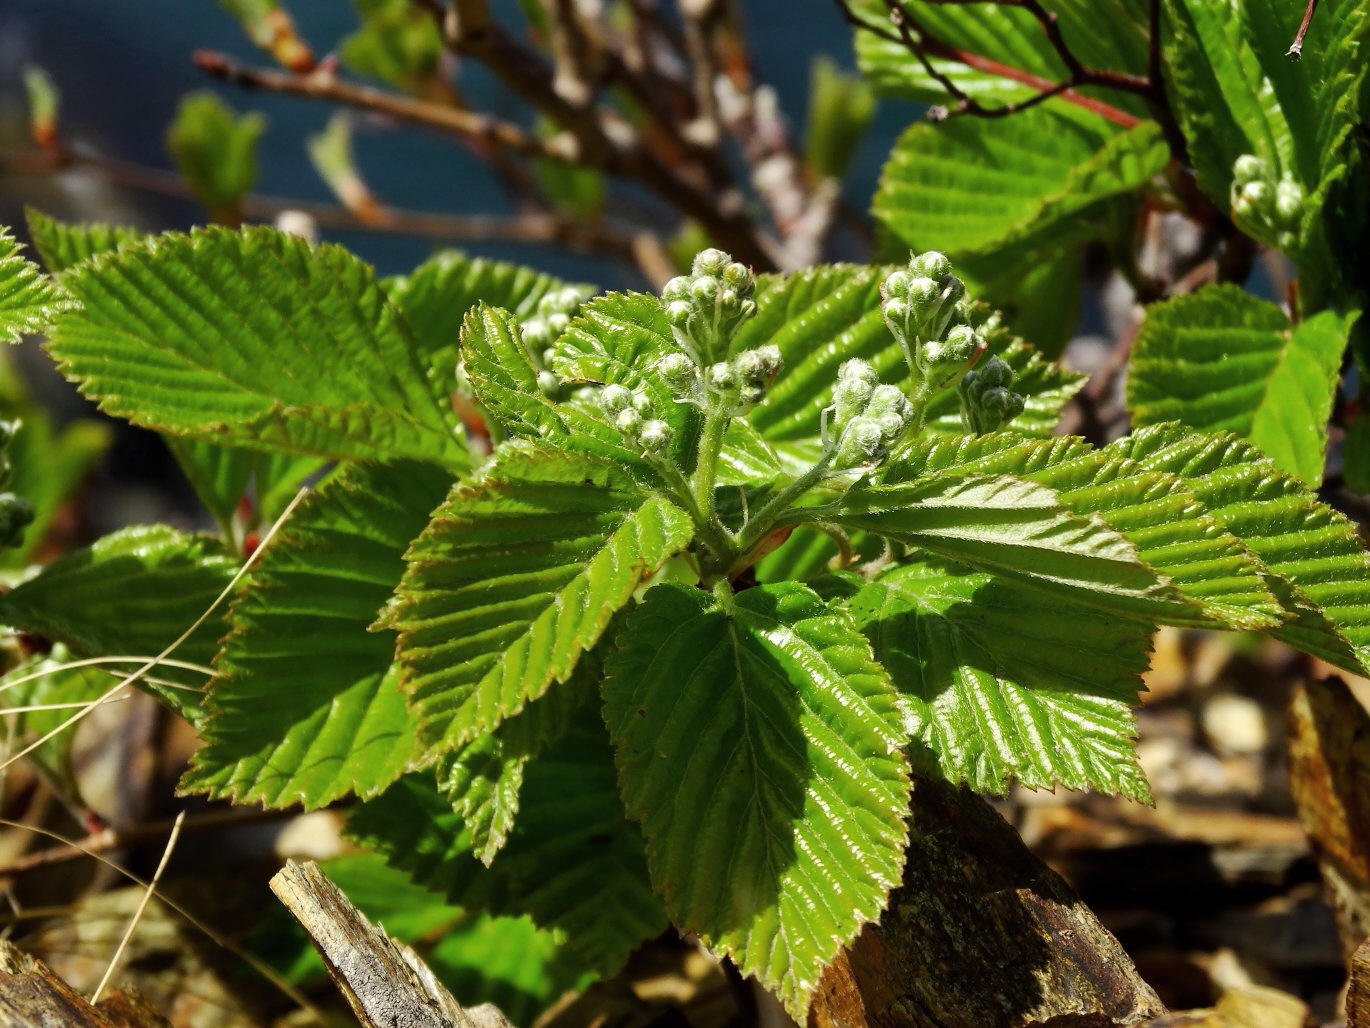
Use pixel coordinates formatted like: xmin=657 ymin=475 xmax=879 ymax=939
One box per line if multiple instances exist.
xmin=269 ymin=858 xmax=512 ymax=1028
xmin=0 ymin=939 xmax=168 ymax=1028
xmin=1287 ymin=677 xmax=1370 ymax=960
xmin=809 ymin=776 xmax=1165 ymax=1027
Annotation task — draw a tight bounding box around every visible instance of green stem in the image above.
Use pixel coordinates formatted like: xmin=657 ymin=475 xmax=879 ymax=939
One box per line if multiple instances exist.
xmin=736 ymin=447 xmax=836 ymax=554
xmin=692 ymin=403 xmax=729 ymax=524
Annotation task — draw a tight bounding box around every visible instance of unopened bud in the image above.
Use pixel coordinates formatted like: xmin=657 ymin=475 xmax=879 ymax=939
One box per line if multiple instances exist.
xmin=615 ymin=408 xmax=643 ymax=434
xmin=600 ymin=384 xmax=633 ymax=415
xmin=639 ymin=419 xmax=673 ymax=451
xmin=692 ymin=248 xmax=731 ymax=277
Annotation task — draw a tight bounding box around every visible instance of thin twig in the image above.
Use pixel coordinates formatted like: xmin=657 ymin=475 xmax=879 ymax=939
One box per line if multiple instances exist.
xmin=1288 ymin=0 xmax=1318 ymax=57
xmin=832 ymin=0 xmax=1143 ymax=128
xmin=194 ymin=50 xmax=566 ymax=162
xmin=90 ymin=811 xmax=185 ymax=1003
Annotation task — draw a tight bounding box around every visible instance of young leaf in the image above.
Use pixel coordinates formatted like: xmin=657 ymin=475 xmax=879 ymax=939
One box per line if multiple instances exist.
xmin=0 ymin=525 xmax=237 ymax=718
xmin=551 ymin=292 xmax=702 ymax=466
xmin=843 ymin=558 xmax=1154 ymax=802
xmin=823 ymin=474 xmax=1188 ymax=621
xmin=166 ymin=92 xmax=265 ymax=217
xmin=604 ymin=582 xmax=910 ymax=1019
xmin=180 ymin=460 xmax=452 ymax=808
xmin=1126 ymin=285 xmax=1353 ymax=485
xmin=0 ymin=226 xmax=69 ymax=344
xmin=46 ymin=226 xmax=466 ymax=467
xmin=387 ymin=444 xmax=694 ymax=754
xmin=1112 ymin=424 xmax=1370 ymax=673
xmin=384 ymin=250 xmax=571 ymax=387
xmin=885 ymin=433 xmax=1284 ymax=630
xmin=874 ymin=106 xmax=1167 ymax=276
xmin=805 ymin=56 xmax=876 ymax=180
xmin=25 ymin=208 xmax=143 ymax=274
xmin=341 ymin=0 xmax=443 ymax=91
xmin=460 ymin=304 xmax=642 ymax=464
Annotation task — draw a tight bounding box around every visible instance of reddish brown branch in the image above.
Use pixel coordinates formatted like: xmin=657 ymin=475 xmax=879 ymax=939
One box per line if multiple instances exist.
xmin=1288 ymin=0 xmax=1319 ymax=58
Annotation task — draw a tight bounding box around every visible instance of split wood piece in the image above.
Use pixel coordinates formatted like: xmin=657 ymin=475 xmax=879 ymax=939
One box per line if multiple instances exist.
xmin=809 ymin=775 xmax=1165 ymax=1027
xmin=269 ymin=859 xmax=512 ymax=1028
xmin=0 ymin=938 xmax=168 ymax=1027
xmin=1287 ymin=677 xmax=1370 ymax=959
xmin=1350 ymin=937 xmax=1370 ymax=1028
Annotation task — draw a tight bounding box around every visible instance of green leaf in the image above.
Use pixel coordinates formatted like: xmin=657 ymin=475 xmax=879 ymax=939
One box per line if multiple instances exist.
xmin=384 ymin=250 xmax=570 ymax=389
xmin=845 ymin=558 xmax=1154 ymax=801
xmin=341 ymin=0 xmax=442 ymax=90
xmin=737 ymin=266 xmax=1082 ymax=442
xmin=1112 ymin=424 xmax=1370 ymax=673
xmin=166 ymin=92 xmax=264 ymax=216
xmin=437 ymin=658 xmax=599 ymax=866
xmin=0 ymin=525 xmax=237 ymax=718
xmin=1163 ymin=0 xmax=1370 ymax=234
xmin=388 ymin=444 xmax=694 ymax=754
xmin=180 ymin=460 xmax=451 ymax=808
xmin=805 ymin=56 xmax=876 ymax=180
xmin=1126 ymin=285 xmax=1353 ymax=485
xmin=885 ymin=433 xmax=1283 ymax=630
xmin=460 ymin=304 xmax=640 ymax=463
xmin=852 ymin=0 xmax=1149 ymax=110
xmin=874 ymin=106 xmax=1168 ymax=274
xmin=0 ymin=348 xmax=110 ymax=569
xmin=347 ymin=774 xmax=508 ymax=913
xmin=165 ymin=437 xmax=323 ymax=537
xmin=825 ymin=473 xmax=1189 ymax=620
xmin=496 ymin=711 xmax=668 ymax=974
xmin=46 ymin=226 xmax=466 ymax=467
xmin=605 ymin=582 xmax=909 ymax=1019
xmin=25 ymin=208 xmax=143 ymax=274
xmin=0 ymin=226 xmax=69 ymax=344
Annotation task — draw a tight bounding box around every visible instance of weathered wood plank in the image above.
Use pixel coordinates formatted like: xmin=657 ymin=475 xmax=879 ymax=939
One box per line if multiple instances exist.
xmin=269 ymin=858 xmax=512 ymax=1028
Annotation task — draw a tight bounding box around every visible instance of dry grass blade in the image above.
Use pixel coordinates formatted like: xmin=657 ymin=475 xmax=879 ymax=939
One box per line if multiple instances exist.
xmin=90 ymin=810 xmax=185 ymax=1003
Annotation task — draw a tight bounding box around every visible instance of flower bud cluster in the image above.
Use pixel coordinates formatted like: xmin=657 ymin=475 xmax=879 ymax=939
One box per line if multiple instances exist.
xmin=1231 ymin=155 xmax=1303 ymax=251
xmin=662 ymin=249 xmax=757 ymax=367
xmin=829 ymin=359 xmax=915 ymax=468
xmin=958 ymin=357 xmax=1025 ymax=436
xmin=598 ymin=384 xmax=674 ymax=453
xmin=522 ymin=286 xmax=592 ymax=396
xmin=880 ymin=252 xmax=983 ymax=389
xmin=658 ymin=343 xmax=781 ymax=415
